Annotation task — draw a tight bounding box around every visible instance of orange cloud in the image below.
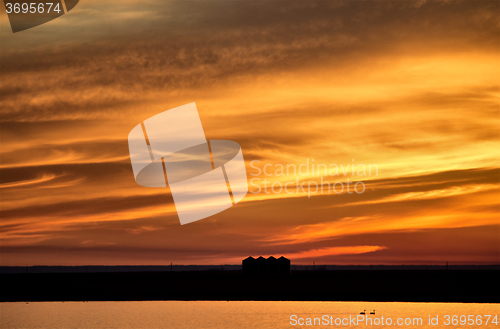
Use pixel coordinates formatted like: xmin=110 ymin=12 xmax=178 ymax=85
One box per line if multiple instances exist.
xmin=1 ymin=0 xmax=498 ymax=266
xmin=281 ymin=245 xmax=387 ymax=260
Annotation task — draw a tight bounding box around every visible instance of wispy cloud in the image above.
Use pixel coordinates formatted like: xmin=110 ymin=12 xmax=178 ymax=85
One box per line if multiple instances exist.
xmin=0 ymin=0 xmax=498 ymax=265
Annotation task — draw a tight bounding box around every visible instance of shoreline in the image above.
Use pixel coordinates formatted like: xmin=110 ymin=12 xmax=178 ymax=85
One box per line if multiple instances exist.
xmin=2 ymin=270 xmax=498 ymax=304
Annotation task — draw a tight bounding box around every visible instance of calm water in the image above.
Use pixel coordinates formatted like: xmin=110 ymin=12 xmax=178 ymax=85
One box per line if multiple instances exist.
xmin=1 ymin=301 xmax=498 ymax=328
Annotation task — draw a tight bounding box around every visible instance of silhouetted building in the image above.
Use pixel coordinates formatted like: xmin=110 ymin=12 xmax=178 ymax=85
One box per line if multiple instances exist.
xmin=242 ymin=256 xmax=290 ymax=277
xmin=278 ymin=256 xmax=291 ymax=276
xmin=242 ymin=256 xmax=257 ymax=276
xmin=268 ymin=256 xmax=279 ymax=276
xmin=257 ymin=256 xmax=269 ymax=276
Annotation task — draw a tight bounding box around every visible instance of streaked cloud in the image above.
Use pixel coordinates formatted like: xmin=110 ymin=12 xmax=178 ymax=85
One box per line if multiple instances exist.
xmin=0 ymin=0 xmax=498 ymax=265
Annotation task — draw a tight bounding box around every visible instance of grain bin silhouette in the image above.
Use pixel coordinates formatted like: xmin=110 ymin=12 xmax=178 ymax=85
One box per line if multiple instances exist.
xmin=242 ymin=256 xmax=290 ymax=277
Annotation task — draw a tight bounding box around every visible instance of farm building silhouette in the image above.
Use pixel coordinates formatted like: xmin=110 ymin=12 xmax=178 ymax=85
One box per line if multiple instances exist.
xmin=242 ymin=256 xmax=290 ymax=277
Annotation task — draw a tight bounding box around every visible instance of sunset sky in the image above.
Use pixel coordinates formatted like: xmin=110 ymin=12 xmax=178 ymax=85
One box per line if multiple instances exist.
xmin=1 ymin=0 xmax=498 ymax=266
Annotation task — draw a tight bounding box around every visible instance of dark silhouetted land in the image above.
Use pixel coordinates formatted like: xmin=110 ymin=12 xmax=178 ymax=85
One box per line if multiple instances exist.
xmin=1 ymin=265 xmax=498 ymax=303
